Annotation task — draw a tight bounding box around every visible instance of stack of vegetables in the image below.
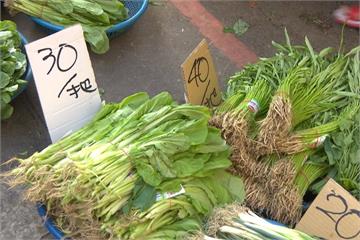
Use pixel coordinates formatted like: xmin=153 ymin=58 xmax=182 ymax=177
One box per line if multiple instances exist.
xmin=311 ymin=50 xmax=360 ymax=200
xmin=211 ymin=30 xmax=360 ymax=225
xmin=0 ymin=20 xmax=27 ymax=120
xmin=190 ymin=203 xmax=317 ymax=240
xmin=5 ymin=92 xmax=245 ymax=239
xmin=5 ymin=0 xmax=129 ymax=54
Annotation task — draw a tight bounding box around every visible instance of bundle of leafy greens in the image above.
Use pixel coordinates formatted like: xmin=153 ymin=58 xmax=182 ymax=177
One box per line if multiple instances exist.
xmin=0 ymin=20 xmax=27 ymax=120
xmin=212 ymin=30 xmax=360 ymax=225
xmin=5 ymin=0 xmax=129 ymax=54
xmin=194 ymin=203 xmax=317 ymax=240
xmin=5 ymin=92 xmax=245 ymax=239
xmin=310 ymin=51 xmax=360 ymax=200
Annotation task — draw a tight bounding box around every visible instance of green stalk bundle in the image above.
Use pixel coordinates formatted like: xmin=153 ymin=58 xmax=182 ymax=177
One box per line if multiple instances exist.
xmin=259 ymin=45 xmax=360 ymax=156
xmin=201 ymin=203 xmax=317 ymax=240
xmin=214 ymin=30 xmax=360 ymax=226
xmin=5 ymin=0 xmax=128 ymax=54
xmin=4 ymin=92 xmax=245 ymax=239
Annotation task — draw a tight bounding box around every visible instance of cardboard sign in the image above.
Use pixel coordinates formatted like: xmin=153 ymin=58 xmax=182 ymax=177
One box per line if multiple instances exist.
xmin=181 ymin=39 xmax=221 ymax=107
xmin=296 ymin=179 xmax=360 ymax=240
xmin=25 ymin=25 xmax=101 ymax=142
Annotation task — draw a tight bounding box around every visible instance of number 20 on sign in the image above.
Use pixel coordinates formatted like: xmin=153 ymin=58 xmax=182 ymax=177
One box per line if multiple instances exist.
xmin=181 ymin=39 xmax=222 ymax=107
xmin=296 ymin=179 xmax=360 ymax=240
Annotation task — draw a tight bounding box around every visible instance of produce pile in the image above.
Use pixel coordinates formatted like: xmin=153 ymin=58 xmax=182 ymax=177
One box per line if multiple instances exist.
xmin=192 ymin=203 xmax=316 ymax=240
xmin=5 ymin=92 xmax=245 ymax=239
xmin=5 ymin=0 xmax=129 ymax=54
xmin=211 ymin=31 xmax=360 ymax=225
xmin=0 ymin=20 xmax=27 ymax=120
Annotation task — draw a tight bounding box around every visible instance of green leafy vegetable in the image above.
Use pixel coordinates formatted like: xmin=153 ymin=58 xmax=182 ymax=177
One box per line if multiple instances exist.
xmin=0 ymin=20 xmax=27 ymax=120
xmin=5 ymin=0 xmax=129 ymax=54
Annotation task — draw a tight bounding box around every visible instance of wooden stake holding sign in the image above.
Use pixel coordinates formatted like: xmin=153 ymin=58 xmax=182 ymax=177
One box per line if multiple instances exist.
xmin=25 ymin=25 xmax=101 ymax=142
xmin=181 ymin=39 xmax=222 ymax=107
xmin=296 ymin=179 xmax=360 ymax=240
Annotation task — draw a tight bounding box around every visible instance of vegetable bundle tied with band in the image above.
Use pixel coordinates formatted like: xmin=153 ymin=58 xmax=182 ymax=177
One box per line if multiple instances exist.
xmin=5 ymin=0 xmax=129 ymax=54
xmin=190 ymin=203 xmax=317 ymax=240
xmin=0 ymin=20 xmax=27 ymax=120
xmin=5 ymin=92 xmax=245 ymax=239
xmin=211 ymin=30 xmax=360 ymax=225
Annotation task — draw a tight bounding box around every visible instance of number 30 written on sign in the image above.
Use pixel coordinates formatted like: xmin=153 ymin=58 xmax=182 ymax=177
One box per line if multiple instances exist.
xmin=37 ymin=43 xmax=96 ymax=99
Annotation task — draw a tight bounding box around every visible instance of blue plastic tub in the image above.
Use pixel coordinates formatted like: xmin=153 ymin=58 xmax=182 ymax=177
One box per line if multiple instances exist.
xmin=11 ymin=31 xmax=33 ymax=100
xmin=31 ymin=0 xmax=148 ymax=38
xmin=37 ymin=204 xmax=285 ymax=240
xmin=37 ymin=204 xmax=66 ymax=240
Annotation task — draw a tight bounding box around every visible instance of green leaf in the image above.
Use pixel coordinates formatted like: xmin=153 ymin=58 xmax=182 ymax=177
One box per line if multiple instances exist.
xmin=134 ymin=159 xmax=163 ymax=186
xmin=1 ymin=61 xmax=16 ymax=75
xmin=48 ymin=0 xmax=73 ymax=15
xmin=1 ymin=103 xmax=14 ymax=120
xmin=122 ymin=179 xmax=156 ymax=213
xmin=229 ymin=19 xmax=249 ymax=37
xmin=0 ymin=72 xmax=10 ymax=88
xmin=213 ymin=171 xmax=245 ymax=202
xmin=223 ymin=27 xmax=234 ymax=33
xmin=176 ymin=118 xmax=208 ymax=145
xmin=1 ymin=92 xmax=11 ymax=104
xmin=152 ymin=151 xmax=176 ymax=178
xmin=172 ymin=153 xmax=210 ymax=177
xmin=83 ymin=26 xmax=110 ymax=54
xmin=194 ymin=151 xmax=231 ymax=177
xmin=157 ymin=179 xmax=182 ymax=193
xmin=350 ymin=149 xmax=360 ymax=164
xmin=4 ymin=84 xmax=19 ymax=93
xmin=185 ymin=186 xmax=213 ymax=214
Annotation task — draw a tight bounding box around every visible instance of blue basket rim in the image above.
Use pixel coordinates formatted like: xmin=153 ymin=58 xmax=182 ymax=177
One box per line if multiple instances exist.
xmin=37 ymin=203 xmax=286 ymax=240
xmin=11 ymin=31 xmax=32 ymax=100
xmin=30 ymin=0 xmax=148 ymax=34
xmin=37 ymin=204 xmax=65 ymax=240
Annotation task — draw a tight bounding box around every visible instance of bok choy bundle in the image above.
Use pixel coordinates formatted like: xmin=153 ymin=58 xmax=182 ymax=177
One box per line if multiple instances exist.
xmin=5 ymin=92 xmax=245 ymax=239
xmin=5 ymin=0 xmax=129 ymax=54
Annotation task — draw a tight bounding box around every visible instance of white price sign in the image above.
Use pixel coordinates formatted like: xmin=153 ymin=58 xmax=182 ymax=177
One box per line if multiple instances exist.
xmin=25 ymin=25 xmax=101 ymax=142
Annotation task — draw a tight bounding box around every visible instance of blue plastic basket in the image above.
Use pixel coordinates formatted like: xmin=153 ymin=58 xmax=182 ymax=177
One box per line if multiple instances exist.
xmin=31 ymin=0 xmax=148 ymax=38
xmin=37 ymin=204 xmax=285 ymax=240
xmin=11 ymin=31 xmax=33 ymax=100
xmin=37 ymin=204 xmax=66 ymax=240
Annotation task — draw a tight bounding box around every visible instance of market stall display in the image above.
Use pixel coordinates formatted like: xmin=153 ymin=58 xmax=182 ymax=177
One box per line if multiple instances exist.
xmin=2 ymin=2 xmax=360 ymax=238
xmin=0 ymin=20 xmax=30 ymax=120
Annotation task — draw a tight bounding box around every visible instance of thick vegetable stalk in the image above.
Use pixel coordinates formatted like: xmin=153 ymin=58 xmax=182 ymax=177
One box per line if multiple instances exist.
xmin=257 ymin=64 xmax=311 ymax=155
xmin=5 ymin=92 xmax=244 ymax=239
xmin=201 ymin=203 xmax=317 ymax=240
xmin=259 ymin=45 xmax=359 ymax=156
xmin=5 ymin=0 xmax=128 ymax=53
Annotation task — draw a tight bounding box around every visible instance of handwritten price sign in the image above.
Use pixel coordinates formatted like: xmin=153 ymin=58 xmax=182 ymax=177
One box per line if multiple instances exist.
xmin=181 ymin=39 xmax=221 ymax=107
xmin=25 ymin=25 xmax=101 ymax=142
xmin=296 ymin=179 xmax=360 ymax=240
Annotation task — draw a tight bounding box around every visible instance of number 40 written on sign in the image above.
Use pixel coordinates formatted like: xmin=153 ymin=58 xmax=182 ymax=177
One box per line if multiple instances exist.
xmin=37 ymin=43 xmax=97 ymax=99
xmin=187 ymin=56 xmax=220 ymax=107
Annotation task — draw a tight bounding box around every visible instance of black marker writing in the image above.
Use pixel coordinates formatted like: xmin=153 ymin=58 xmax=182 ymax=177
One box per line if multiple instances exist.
xmin=316 ymin=189 xmax=360 ymax=239
xmin=187 ymin=57 xmax=220 ymax=107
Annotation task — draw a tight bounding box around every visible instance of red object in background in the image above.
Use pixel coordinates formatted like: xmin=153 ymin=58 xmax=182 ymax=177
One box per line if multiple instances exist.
xmin=334 ymin=5 xmax=360 ymax=28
